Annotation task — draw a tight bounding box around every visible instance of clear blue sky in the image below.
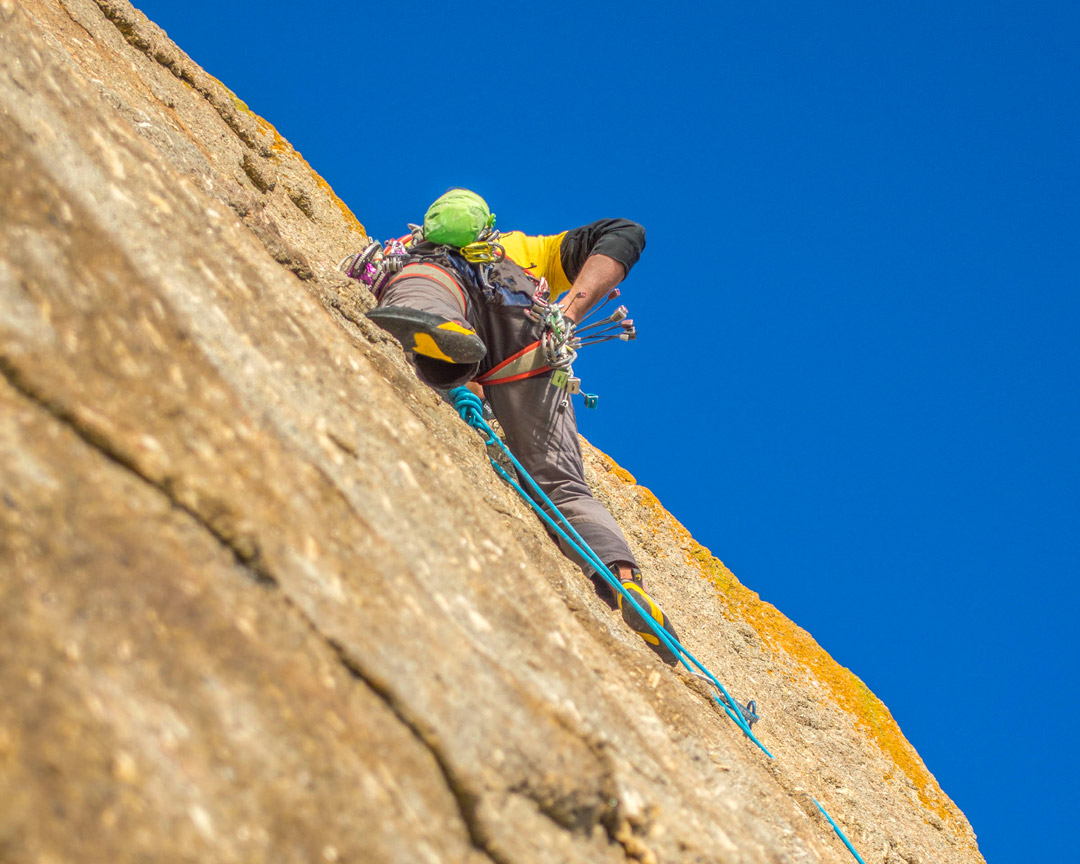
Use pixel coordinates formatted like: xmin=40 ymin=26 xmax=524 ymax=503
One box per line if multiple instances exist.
xmin=135 ymin=2 xmax=1078 ymax=860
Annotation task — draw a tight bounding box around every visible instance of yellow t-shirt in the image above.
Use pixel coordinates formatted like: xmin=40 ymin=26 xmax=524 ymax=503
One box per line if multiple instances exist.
xmin=497 ymin=231 xmax=573 ymax=300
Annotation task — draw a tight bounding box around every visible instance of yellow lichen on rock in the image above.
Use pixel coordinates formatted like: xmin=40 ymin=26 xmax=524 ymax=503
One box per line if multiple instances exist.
xmin=587 ymin=447 xmax=967 ymax=835
xmin=205 ymin=72 xmax=250 ymax=114
xmin=248 ymin=115 xmax=367 ymax=238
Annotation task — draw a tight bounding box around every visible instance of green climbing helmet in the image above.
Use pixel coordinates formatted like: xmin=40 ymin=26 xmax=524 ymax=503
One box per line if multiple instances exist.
xmin=423 ymin=188 xmax=495 ymax=247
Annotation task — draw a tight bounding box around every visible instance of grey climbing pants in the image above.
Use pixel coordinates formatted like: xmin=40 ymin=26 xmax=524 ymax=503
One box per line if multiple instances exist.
xmin=379 ymin=275 xmax=639 ymax=575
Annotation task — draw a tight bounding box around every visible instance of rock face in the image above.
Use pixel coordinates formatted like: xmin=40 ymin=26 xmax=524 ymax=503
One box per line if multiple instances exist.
xmin=0 ymin=2 xmax=984 ymax=863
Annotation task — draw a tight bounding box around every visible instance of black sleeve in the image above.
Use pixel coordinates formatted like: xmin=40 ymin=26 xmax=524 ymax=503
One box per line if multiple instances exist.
xmin=559 ymin=218 xmax=646 ymax=282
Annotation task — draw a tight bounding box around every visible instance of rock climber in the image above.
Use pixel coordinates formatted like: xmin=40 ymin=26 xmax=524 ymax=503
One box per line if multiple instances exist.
xmin=353 ymin=188 xmax=680 ymax=664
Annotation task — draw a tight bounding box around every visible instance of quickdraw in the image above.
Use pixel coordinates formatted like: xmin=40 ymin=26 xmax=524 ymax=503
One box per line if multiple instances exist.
xmin=525 ymin=280 xmax=637 ymax=410
xmin=525 ymin=279 xmax=577 ymax=368
xmin=339 ymin=237 xmax=409 ymax=299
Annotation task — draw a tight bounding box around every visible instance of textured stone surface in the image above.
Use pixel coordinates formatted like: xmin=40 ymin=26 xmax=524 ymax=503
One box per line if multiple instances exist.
xmin=0 ymin=2 xmax=984 ymax=862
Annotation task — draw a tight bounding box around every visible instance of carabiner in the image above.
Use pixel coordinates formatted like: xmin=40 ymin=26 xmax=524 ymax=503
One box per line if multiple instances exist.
xmin=460 ymin=241 xmax=506 ymax=264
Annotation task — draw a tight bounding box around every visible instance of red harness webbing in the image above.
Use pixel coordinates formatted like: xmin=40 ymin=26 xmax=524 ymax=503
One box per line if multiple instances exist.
xmin=474 ymin=340 xmax=552 ymax=386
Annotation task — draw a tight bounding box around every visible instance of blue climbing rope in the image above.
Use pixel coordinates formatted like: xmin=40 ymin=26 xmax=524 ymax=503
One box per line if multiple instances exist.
xmin=447 ymin=386 xmax=867 ymax=863
xmin=815 ymin=799 xmax=869 ymax=864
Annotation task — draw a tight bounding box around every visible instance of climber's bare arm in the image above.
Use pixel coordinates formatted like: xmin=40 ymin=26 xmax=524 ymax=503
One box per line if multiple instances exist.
xmin=559 ymin=254 xmax=625 ymax=325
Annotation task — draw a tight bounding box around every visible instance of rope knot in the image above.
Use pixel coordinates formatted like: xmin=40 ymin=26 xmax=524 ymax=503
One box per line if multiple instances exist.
xmin=448 ymin=386 xmax=485 ymax=427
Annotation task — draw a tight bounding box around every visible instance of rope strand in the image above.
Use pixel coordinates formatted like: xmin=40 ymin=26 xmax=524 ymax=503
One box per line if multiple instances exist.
xmin=447 ymin=385 xmax=868 ymax=862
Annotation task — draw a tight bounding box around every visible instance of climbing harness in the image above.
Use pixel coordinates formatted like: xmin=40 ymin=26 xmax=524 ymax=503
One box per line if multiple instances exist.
xmin=517 ymin=281 xmax=637 ymax=410
xmin=343 ymin=230 xmax=638 ymax=408
xmin=446 ymin=386 xmax=870 ymax=864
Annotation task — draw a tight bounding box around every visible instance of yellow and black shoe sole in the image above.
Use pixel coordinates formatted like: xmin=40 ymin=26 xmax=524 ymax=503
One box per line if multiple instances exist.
xmin=367 ymin=306 xmax=487 ymax=364
xmin=618 ymin=580 xmax=680 ymax=666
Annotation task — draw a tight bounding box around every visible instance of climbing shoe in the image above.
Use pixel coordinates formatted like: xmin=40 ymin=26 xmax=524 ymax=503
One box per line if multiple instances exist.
xmin=366 ymin=306 xmax=487 ymax=365
xmin=617 ymin=571 xmax=681 ymax=666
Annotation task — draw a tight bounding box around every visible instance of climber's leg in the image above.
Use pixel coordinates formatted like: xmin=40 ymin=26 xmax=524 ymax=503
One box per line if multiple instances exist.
xmin=485 ymin=369 xmax=639 ymax=574
xmin=373 ymin=275 xmax=486 ymax=388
